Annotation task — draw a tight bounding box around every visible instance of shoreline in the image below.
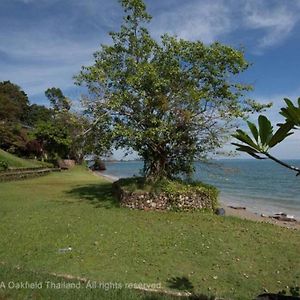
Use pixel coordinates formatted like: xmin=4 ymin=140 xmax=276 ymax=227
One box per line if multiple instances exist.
xmin=94 ymin=171 xmax=300 ymax=230
xmin=221 ymin=202 xmax=300 ymax=230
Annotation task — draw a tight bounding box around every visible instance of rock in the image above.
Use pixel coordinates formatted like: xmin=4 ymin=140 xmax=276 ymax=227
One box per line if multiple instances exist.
xmin=215 ymin=208 xmax=225 ymax=216
xmin=115 ymin=180 xmax=216 ymax=212
xmin=151 ymin=202 xmax=157 ymax=208
xmin=272 ymin=216 xmax=296 ymax=222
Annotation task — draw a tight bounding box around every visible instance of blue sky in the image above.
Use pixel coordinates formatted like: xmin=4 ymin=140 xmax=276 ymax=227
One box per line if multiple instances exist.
xmin=0 ymin=0 xmax=300 ymax=158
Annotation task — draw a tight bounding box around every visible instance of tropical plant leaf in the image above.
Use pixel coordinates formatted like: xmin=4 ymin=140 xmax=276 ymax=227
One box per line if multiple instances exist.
xmin=247 ymin=121 xmax=259 ymax=142
xmin=281 ymin=107 xmax=300 ymax=124
xmin=235 ymin=147 xmax=265 ymax=159
xmin=284 ymin=98 xmax=295 ymax=108
xmin=231 ymin=142 xmax=259 ymax=153
xmin=232 ymin=130 xmax=260 ymax=150
xmin=258 ymin=115 xmax=273 ymax=145
xmin=268 ymin=122 xmax=294 ymax=148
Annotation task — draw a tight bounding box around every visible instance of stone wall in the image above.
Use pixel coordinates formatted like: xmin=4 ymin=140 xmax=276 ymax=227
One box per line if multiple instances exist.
xmin=0 ymin=168 xmax=61 ymax=182
xmin=57 ymin=159 xmax=75 ymax=169
xmin=113 ymin=181 xmax=217 ymax=211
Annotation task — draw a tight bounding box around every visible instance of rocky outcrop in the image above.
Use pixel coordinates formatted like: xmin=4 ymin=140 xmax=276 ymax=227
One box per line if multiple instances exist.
xmin=113 ymin=180 xmax=218 ymax=212
xmin=58 ymin=159 xmax=75 ymax=169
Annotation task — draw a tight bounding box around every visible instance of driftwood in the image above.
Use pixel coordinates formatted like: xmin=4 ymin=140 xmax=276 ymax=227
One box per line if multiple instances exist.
xmin=228 ymin=205 xmax=246 ymax=210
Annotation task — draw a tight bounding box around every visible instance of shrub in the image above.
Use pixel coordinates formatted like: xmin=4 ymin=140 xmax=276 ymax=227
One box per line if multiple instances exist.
xmin=92 ymin=158 xmax=106 ymax=171
xmin=0 ymin=160 xmax=8 ymax=171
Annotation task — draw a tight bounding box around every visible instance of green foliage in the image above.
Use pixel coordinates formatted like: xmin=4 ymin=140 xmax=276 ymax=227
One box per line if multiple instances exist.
xmin=33 ymin=120 xmax=72 ymax=159
xmin=0 ymin=81 xmax=31 ymax=152
xmin=280 ymin=97 xmax=300 ymax=126
xmin=0 ymin=159 xmax=8 ymax=170
xmin=0 ymin=149 xmax=50 ymax=169
xmin=25 ymin=103 xmax=53 ymax=126
xmin=45 ymin=87 xmax=71 ymax=111
xmin=233 ymin=115 xmax=294 ymax=157
xmin=92 ymin=157 xmax=106 ymax=170
xmin=75 ymin=0 xmax=267 ymax=181
xmin=0 ymin=81 xmax=108 ymax=161
xmin=233 ymin=98 xmax=300 ymax=175
xmin=0 ymin=81 xmax=29 ymax=122
xmin=31 ymin=87 xmax=109 ymax=162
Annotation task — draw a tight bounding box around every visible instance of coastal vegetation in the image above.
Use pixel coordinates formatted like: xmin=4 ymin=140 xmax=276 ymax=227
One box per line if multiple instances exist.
xmin=0 ymin=167 xmax=299 ymax=299
xmin=233 ymin=98 xmax=300 ymax=175
xmin=75 ymin=0 xmax=269 ymax=182
xmin=0 ymin=0 xmax=299 ymax=299
xmin=0 ymin=81 xmax=109 ymax=165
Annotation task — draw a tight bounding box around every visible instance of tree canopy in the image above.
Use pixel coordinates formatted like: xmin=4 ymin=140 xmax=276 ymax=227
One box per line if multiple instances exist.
xmin=0 ymin=81 xmax=31 ymax=152
xmin=45 ymin=87 xmax=71 ymax=112
xmin=0 ymin=81 xmax=29 ymax=122
xmin=75 ymin=0 xmax=267 ymax=180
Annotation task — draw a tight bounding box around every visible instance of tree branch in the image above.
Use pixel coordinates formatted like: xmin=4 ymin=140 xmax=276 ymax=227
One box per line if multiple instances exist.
xmin=265 ymin=152 xmax=300 ymax=176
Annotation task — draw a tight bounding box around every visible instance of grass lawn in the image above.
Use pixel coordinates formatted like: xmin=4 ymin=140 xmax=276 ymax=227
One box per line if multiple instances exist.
xmin=0 ymin=149 xmax=51 ymax=169
xmin=0 ymin=166 xmax=299 ymax=299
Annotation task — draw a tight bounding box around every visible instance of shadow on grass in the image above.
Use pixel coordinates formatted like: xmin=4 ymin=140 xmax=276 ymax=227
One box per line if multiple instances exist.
xmin=65 ymin=182 xmax=119 ymax=209
xmin=167 ymin=277 xmax=194 ymax=292
xmin=166 ymin=277 xmax=215 ymax=300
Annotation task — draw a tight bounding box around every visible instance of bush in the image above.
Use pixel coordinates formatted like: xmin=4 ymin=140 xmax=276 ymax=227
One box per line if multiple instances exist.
xmin=0 ymin=160 xmax=8 ymax=171
xmin=92 ymin=158 xmax=106 ymax=171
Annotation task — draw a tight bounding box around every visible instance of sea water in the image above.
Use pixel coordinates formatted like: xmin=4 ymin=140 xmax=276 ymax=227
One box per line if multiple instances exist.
xmin=102 ymin=159 xmax=300 ymax=218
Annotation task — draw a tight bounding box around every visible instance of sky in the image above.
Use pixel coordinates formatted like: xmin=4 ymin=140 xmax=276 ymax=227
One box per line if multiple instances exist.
xmin=0 ymin=0 xmax=300 ymax=159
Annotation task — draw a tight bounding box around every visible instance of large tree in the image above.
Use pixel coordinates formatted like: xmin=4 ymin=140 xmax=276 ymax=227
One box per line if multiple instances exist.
xmin=75 ymin=0 xmax=266 ymax=180
xmin=0 ymin=81 xmax=29 ymax=122
xmin=45 ymin=87 xmax=71 ymax=112
xmin=0 ymin=81 xmax=30 ymax=152
xmin=25 ymin=104 xmax=53 ymax=127
xmin=33 ymin=88 xmax=110 ymax=162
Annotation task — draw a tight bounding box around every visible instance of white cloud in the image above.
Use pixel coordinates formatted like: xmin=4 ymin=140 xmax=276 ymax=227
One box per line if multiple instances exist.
xmin=243 ymin=1 xmax=300 ymax=50
xmin=0 ymin=0 xmax=126 ymax=101
xmin=249 ymin=91 xmax=300 ymax=123
xmin=0 ymin=29 xmax=101 ymax=97
xmin=150 ymin=0 xmax=232 ymax=43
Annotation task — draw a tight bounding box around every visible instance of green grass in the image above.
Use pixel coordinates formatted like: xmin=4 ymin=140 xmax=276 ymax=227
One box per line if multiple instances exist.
xmin=0 ymin=167 xmax=299 ymax=299
xmin=0 ymin=264 xmax=184 ymax=300
xmin=0 ymin=149 xmax=51 ymax=169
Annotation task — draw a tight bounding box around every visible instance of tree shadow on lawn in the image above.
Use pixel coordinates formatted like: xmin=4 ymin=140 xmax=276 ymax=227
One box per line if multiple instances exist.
xmin=166 ymin=276 xmax=215 ymax=300
xmin=65 ymin=182 xmax=119 ymax=209
xmin=167 ymin=276 xmax=194 ymax=292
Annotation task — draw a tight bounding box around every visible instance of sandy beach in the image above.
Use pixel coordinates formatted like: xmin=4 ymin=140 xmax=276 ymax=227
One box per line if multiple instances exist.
xmin=221 ymin=203 xmax=300 ymax=230
xmin=94 ymin=171 xmax=300 ymax=230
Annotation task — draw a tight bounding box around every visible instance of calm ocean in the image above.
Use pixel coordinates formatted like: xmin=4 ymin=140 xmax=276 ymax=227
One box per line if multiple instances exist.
xmin=102 ymin=159 xmax=300 ymax=218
